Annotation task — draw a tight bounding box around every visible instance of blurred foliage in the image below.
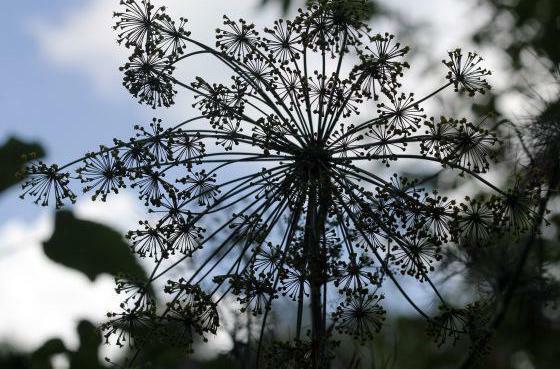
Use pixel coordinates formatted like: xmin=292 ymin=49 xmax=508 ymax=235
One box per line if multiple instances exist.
xmin=69 ymin=321 xmax=107 ymax=369
xmin=0 ymin=320 xmax=242 ymax=369
xmin=441 ymin=235 xmax=560 ymax=368
xmin=472 ymin=0 xmax=560 ymax=357
xmin=0 ymin=137 xmax=44 ymax=194
xmin=43 ymin=211 xmax=145 ymax=281
xmin=0 ymin=321 xmax=104 ymax=369
xmin=471 ymin=0 xmax=560 ymax=118
xmin=473 ymin=0 xmax=560 ymax=68
xmin=365 ymin=299 xmax=560 ymax=369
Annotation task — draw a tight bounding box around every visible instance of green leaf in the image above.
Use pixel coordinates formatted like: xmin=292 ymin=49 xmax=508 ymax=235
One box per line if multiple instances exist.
xmin=31 ymin=338 xmax=67 ymax=369
xmin=43 ymin=211 xmax=145 ymax=281
xmin=261 ymin=0 xmax=292 ymax=13
xmin=68 ymin=321 xmax=105 ymax=369
xmin=0 ymin=137 xmax=45 ymax=194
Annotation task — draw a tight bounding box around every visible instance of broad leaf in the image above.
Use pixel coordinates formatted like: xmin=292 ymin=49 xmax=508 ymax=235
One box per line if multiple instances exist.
xmin=43 ymin=211 xmax=145 ymax=281
xmin=0 ymin=136 xmax=45 ymax=194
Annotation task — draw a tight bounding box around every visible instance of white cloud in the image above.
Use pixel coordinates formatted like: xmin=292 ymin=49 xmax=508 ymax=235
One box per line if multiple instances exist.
xmin=27 ymin=0 xmax=284 ymax=100
xmin=0 ymin=214 xmax=120 ymax=351
xmin=74 ymin=190 xmax=145 ymax=232
xmin=29 ymin=0 xmax=511 ymax=121
xmin=0 ymin=190 xmax=148 ymax=353
xmin=28 ymin=0 xmax=127 ymax=96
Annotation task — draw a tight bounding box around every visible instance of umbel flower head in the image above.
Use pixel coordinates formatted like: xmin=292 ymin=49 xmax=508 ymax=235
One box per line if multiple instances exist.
xmin=22 ymin=0 xmax=540 ymax=367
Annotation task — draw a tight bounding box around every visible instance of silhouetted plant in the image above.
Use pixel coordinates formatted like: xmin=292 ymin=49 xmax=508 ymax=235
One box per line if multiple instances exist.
xmin=452 ymin=68 xmax=560 ymax=369
xmin=20 ymin=0 xmax=541 ymax=367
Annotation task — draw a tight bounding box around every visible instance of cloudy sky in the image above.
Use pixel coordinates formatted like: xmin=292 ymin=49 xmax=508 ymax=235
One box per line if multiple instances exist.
xmin=0 ymin=0 xmax=506 ymax=358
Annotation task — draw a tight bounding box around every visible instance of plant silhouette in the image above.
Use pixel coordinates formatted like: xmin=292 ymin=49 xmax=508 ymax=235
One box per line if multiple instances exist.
xmin=20 ymin=0 xmax=541 ymax=368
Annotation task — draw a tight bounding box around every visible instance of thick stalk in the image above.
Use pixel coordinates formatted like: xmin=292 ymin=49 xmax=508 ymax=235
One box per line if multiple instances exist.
xmin=303 ymin=171 xmax=331 ymax=369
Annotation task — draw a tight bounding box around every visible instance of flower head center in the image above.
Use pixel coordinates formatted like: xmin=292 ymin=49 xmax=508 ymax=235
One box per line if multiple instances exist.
xmin=294 ymin=145 xmax=332 ymax=180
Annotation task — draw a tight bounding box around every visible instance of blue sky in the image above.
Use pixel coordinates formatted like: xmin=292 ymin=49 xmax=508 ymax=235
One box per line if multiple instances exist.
xmin=0 ymin=0 xmax=487 ymax=222
xmin=0 ymin=0 xmax=511 ymax=356
xmin=0 ymin=0 xmax=301 ymax=352
xmin=0 ymin=0 xmax=146 ymax=225
xmin=1 ymin=0 xmax=131 ymax=156
xmin=0 ymin=0 xmax=141 ymax=352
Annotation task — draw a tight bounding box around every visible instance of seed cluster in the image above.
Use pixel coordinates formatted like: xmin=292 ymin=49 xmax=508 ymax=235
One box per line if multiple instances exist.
xmin=20 ymin=0 xmax=541 ymax=367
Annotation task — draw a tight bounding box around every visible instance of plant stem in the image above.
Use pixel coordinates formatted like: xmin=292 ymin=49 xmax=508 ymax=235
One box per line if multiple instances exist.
xmin=304 ymin=170 xmax=331 ymax=368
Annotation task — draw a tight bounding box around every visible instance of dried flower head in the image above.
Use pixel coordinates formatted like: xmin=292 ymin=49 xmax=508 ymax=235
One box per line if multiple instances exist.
xmin=21 ymin=0 xmax=539 ymax=367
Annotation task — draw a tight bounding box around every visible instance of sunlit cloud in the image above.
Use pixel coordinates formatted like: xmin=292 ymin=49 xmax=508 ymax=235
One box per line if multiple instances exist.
xmin=74 ymin=190 xmax=145 ymax=233
xmin=0 ymin=214 xmax=119 ymax=351
xmin=27 ymin=0 xmax=284 ymax=100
